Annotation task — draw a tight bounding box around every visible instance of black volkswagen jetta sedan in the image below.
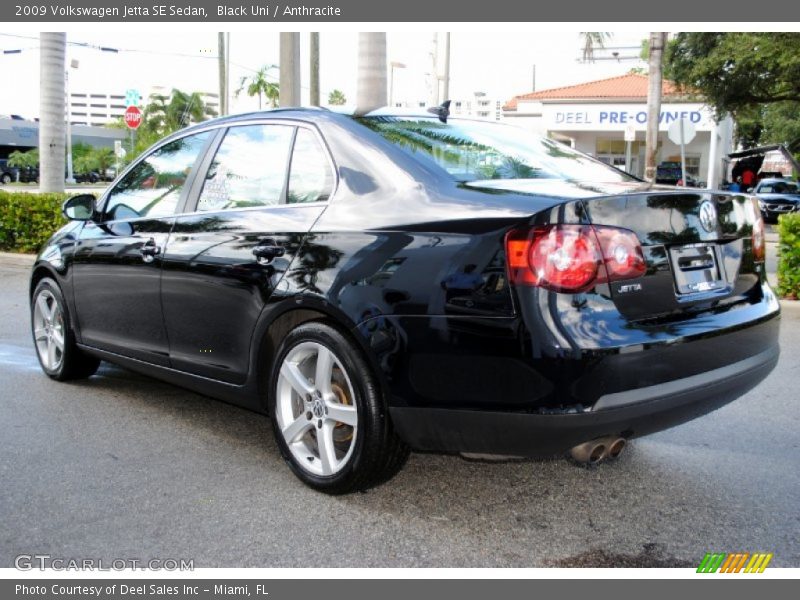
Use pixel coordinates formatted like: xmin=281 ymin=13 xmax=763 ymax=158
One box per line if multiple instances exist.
xmin=30 ymin=108 xmax=780 ymax=493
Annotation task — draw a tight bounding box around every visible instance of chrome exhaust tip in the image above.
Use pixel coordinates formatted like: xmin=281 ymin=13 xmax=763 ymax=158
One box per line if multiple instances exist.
xmin=570 ymin=439 xmax=607 ymax=465
xmin=605 ymin=437 xmax=627 ymax=459
xmin=570 ymin=436 xmax=627 ymax=465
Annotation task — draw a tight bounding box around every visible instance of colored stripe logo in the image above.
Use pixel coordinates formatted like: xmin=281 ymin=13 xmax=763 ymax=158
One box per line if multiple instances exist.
xmin=696 ymin=552 xmax=773 ymax=573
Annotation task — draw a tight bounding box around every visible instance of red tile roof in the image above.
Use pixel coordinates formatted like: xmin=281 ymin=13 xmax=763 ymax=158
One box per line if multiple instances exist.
xmin=503 ymin=74 xmax=685 ymax=110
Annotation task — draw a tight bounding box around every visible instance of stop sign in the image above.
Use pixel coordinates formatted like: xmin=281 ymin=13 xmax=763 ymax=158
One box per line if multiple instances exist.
xmin=124 ymin=105 xmax=142 ymax=129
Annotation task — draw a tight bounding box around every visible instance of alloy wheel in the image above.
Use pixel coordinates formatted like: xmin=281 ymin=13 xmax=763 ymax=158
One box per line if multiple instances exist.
xmin=275 ymin=341 xmax=358 ymax=477
xmin=33 ymin=289 xmax=65 ymax=371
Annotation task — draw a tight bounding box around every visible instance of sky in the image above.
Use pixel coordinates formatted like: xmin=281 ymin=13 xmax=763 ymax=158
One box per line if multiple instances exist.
xmin=0 ymin=30 xmax=648 ymax=118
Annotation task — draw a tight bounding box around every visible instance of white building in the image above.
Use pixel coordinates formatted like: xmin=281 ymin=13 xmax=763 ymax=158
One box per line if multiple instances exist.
xmin=69 ymin=87 xmax=220 ymax=127
xmin=503 ymin=74 xmax=734 ymax=188
xmin=69 ymin=91 xmax=128 ymax=126
xmin=393 ymin=92 xmax=502 ymax=121
xmin=449 ymin=93 xmax=501 ymax=121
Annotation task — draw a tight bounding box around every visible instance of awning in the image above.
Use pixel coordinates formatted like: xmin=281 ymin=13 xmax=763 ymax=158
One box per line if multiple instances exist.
xmin=728 ymin=144 xmax=800 ymax=174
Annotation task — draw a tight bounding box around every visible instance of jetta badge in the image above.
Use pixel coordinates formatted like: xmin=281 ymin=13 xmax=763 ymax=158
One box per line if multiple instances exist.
xmin=699 ymin=201 xmax=717 ymax=233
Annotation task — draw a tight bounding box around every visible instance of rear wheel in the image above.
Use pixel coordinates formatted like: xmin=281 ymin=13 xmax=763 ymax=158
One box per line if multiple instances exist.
xmin=269 ymin=322 xmax=409 ymax=494
xmin=31 ymin=278 xmax=100 ymax=381
xmin=1 ymin=173 xmax=11 ymax=184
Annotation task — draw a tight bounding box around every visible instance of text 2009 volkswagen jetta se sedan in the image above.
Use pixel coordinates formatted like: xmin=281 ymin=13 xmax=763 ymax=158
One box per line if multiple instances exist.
xmin=30 ymin=108 xmax=780 ymax=493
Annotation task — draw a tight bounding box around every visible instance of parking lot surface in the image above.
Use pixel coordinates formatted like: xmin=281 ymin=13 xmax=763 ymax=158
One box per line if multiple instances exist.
xmin=1 ymin=247 xmax=798 ymax=567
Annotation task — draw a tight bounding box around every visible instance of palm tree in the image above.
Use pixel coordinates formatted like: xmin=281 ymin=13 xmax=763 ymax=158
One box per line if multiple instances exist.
xmin=279 ymin=33 xmax=300 ymax=107
xmin=328 ymin=89 xmax=347 ymax=106
xmin=580 ymin=32 xmax=610 ymax=63
xmin=218 ymin=32 xmax=228 ymax=116
xmin=143 ymin=89 xmax=218 ymax=137
xmin=645 ymin=33 xmax=667 ymax=182
xmin=39 ymin=33 xmax=66 ymax=192
xmin=356 ymin=33 xmax=387 ymax=114
xmin=236 ymin=65 xmax=280 ymax=110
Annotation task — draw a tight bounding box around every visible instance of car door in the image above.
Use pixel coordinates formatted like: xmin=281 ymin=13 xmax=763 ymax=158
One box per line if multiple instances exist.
xmin=161 ymin=122 xmax=335 ymax=384
xmin=71 ymin=130 xmax=213 ymax=365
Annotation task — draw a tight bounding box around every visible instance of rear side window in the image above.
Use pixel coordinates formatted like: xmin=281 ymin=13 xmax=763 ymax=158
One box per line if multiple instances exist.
xmin=287 ymin=128 xmax=334 ymax=204
xmin=104 ymin=131 xmax=210 ymax=221
xmin=197 ymin=124 xmax=294 ymax=211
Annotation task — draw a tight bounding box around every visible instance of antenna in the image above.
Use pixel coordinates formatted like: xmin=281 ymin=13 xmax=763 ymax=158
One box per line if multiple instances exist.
xmin=427 ymin=100 xmax=451 ymax=123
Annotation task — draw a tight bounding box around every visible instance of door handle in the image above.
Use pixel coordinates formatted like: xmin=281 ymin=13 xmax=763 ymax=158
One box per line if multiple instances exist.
xmin=140 ymin=238 xmax=161 ymax=263
xmin=252 ymin=239 xmax=285 ymax=263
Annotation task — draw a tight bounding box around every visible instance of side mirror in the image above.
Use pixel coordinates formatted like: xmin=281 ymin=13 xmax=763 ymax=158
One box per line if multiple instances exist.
xmin=62 ymin=194 xmax=96 ymax=221
xmin=746 ymin=187 xmax=754 ymax=193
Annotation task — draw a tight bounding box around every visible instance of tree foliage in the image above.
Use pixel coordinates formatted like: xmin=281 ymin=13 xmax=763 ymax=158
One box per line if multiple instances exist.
xmin=74 ymin=146 xmax=115 ymax=175
xmin=327 ymin=89 xmax=347 ymax=106
xmin=142 ymin=89 xmax=218 ymax=137
xmin=236 ymin=66 xmax=280 ymax=110
xmin=7 ymin=148 xmax=39 ymax=169
xmin=665 ymin=33 xmax=800 ymax=148
xmin=666 ymin=33 xmax=800 ymax=109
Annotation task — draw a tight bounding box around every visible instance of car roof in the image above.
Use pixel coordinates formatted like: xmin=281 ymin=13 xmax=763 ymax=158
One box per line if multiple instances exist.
xmin=759 ymin=178 xmax=794 ymax=184
xmin=169 ymin=106 xmax=499 ymax=140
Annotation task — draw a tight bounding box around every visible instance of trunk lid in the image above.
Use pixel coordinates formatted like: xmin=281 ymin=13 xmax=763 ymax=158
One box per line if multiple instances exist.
xmin=579 ymin=191 xmax=763 ymax=321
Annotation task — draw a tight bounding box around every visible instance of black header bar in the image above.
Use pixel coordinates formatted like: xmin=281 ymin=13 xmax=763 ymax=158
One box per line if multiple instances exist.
xmin=2 ymin=0 xmax=799 ymax=22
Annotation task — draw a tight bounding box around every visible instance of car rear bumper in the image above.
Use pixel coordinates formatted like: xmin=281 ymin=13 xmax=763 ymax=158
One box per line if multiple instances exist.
xmin=389 ymin=344 xmax=779 ymax=457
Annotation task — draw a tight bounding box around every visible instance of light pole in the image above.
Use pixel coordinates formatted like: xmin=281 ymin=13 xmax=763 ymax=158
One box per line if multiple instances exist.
xmin=65 ymin=58 xmax=79 ymax=185
xmin=65 ymin=46 xmax=118 ymax=183
xmin=389 ymin=61 xmax=406 ymax=107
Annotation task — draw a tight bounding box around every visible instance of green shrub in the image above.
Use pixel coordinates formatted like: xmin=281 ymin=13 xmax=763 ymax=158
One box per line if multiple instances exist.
xmin=777 ymin=212 xmax=800 ymax=300
xmin=0 ymin=191 xmax=71 ymax=253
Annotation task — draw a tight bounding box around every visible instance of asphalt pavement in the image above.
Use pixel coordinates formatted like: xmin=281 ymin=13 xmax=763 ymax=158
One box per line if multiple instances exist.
xmin=0 ymin=241 xmax=798 ymax=568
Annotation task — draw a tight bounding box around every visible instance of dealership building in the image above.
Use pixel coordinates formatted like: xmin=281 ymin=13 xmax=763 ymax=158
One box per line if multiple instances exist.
xmin=502 ymin=74 xmax=735 ymax=188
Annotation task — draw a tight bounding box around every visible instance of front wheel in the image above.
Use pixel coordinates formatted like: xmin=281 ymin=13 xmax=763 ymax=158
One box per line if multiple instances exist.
xmin=1 ymin=173 xmax=11 ymax=184
xmin=31 ymin=278 xmax=100 ymax=381
xmin=269 ymin=322 xmax=409 ymax=494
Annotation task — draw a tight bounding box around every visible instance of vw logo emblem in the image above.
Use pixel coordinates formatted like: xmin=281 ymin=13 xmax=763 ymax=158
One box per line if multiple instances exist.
xmin=312 ymin=399 xmax=325 ymax=419
xmin=699 ymin=201 xmax=717 ymax=233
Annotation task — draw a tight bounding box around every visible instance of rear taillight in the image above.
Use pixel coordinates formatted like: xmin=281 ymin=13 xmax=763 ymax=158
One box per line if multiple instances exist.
xmin=505 ymin=224 xmax=646 ymax=293
xmin=592 ymin=226 xmax=648 ymax=280
xmin=751 ymin=198 xmax=766 ymax=262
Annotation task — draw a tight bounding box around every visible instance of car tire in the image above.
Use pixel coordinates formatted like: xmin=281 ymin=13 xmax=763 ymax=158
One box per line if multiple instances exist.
xmin=31 ymin=278 xmax=100 ymax=381
xmin=269 ymin=321 xmax=409 ymax=494
xmin=1 ymin=173 xmax=11 ymax=184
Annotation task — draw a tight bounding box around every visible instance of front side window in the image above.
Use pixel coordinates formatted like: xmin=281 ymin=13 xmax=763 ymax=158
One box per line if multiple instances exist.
xmin=197 ymin=124 xmax=294 ymax=211
xmin=287 ymin=128 xmax=334 ymax=204
xmin=358 ymin=116 xmax=636 ymax=184
xmin=104 ymin=131 xmax=210 ymax=221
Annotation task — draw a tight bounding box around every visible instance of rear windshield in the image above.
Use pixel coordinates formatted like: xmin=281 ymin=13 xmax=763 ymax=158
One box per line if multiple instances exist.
xmin=358 ymin=116 xmax=636 ymax=184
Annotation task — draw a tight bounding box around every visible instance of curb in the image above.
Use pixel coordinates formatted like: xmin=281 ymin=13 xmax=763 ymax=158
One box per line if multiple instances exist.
xmin=0 ymin=252 xmax=36 ymax=268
